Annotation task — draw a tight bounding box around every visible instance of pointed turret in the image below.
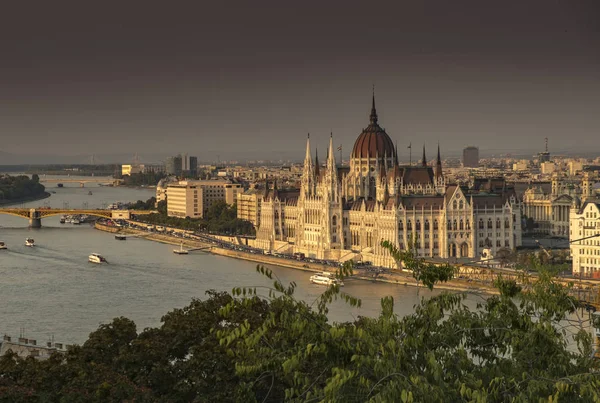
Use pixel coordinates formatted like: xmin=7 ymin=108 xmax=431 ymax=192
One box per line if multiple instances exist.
xmin=435 ymin=143 xmax=443 ymax=180
xmin=304 ymin=133 xmax=312 ymax=165
xmin=315 ymin=148 xmax=320 ymax=177
xmin=327 ymin=132 xmax=336 ymax=167
xmin=369 ymin=87 xmax=378 ymax=124
xmin=421 ymin=144 xmax=427 ymax=167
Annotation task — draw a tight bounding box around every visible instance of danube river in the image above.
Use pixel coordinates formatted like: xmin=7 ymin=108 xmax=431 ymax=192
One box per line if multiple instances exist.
xmin=0 ymin=177 xmax=448 ymax=344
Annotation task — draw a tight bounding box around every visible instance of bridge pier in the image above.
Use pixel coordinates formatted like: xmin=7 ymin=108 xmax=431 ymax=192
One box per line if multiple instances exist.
xmin=29 ymin=209 xmax=42 ymax=228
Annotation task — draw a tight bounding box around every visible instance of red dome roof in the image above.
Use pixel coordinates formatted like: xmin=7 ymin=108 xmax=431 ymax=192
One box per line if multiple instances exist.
xmin=351 ymin=96 xmax=395 ymax=159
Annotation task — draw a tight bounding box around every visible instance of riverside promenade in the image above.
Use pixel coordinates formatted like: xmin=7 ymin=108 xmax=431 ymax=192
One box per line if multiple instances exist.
xmin=94 ymin=222 xmax=497 ymax=294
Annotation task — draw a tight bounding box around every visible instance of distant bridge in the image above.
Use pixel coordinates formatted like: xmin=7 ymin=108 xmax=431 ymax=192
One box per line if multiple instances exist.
xmin=39 ymin=178 xmax=124 ymax=187
xmin=0 ymin=208 xmax=155 ymax=228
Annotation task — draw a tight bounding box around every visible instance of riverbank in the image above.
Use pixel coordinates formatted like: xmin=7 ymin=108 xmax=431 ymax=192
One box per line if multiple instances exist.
xmin=0 ymin=191 xmax=51 ymax=207
xmin=95 ymin=222 xmax=496 ymax=295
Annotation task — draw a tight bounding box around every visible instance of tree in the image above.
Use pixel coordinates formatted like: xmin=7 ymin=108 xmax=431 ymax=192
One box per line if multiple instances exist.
xmin=1 ymin=264 xmax=599 ymax=401
xmin=381 ymin=238 xmax=455 ymax=291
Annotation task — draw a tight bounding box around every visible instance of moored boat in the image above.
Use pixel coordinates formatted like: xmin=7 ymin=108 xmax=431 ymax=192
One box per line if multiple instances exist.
xmin=0 ymin=241 xmax=7 ymax=250
xmin=88 ymin=253 xmax=108 ymax=264
xmin=59 ymin=216 xmax=66 ymax=224
xmin=173 ymin=242 xmax=189 ymax=255
xmin=25 ymin=238 xmax=35 ymax=247
xmin=115 ymin=235 xmax=127 ymax=240
xmin=309 ymin=272 xmax=344 ymax=286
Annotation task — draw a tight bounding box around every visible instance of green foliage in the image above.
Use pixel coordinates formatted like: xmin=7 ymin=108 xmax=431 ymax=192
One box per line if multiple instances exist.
xmin=136 ymin=199 xmax=255 ymax=235
xmin=126 ymin=197 xmax=156 ymax=210
xmin=0 ymin=174 xmax=46 ymax=202
xmin=1 ymin=263 xmax=599 ymax=402
xmin=381 ymin=238 xmax=455 ymax=290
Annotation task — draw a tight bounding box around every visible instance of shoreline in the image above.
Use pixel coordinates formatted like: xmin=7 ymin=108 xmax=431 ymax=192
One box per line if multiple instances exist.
xmin=0 ymin=192 xmax=51 ymax=207
xmin=95 ymin=222 xmax=497 ymax=295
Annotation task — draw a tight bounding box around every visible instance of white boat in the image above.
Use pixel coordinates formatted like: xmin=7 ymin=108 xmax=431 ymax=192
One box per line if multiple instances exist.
xmin=0 ymin=241 xmax=6 ymax=250
xmin=173 ymin=242 xmax=189 ymax=255
xmin=72 ymin=217 xmax=81 ymax=225
xmin=25 ymin=238 xmax=35 ymax=247
xmin=59 ymin=216 xmax=66 ymax=224
xmin=88 ymin=253 xmax=108 ymax=264
xmin=309 ymin=272 xmax=344 ymax=286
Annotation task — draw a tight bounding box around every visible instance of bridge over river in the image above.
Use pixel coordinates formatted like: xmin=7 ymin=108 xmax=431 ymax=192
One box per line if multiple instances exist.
xmin=0 ymin=208 xmax=155 ymax=228
xmin=39 ymin=178 xmax=124 ymax=187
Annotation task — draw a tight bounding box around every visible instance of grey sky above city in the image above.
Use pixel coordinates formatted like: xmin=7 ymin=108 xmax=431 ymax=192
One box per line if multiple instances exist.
xmin=1 ymin=0 xmax=599 ymax=163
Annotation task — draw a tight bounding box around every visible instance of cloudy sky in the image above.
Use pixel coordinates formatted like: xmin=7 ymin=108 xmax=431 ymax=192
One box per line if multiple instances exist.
xmin=0 ymin=0 xmax=598 ymax=162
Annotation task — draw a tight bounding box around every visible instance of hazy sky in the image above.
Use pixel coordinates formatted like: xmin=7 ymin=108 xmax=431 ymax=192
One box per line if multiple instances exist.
xmin=1 ymin=1 xmax=599 ymax=162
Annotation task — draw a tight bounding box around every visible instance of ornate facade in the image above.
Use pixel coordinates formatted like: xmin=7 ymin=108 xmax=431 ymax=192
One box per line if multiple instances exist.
xmin=523 ymin=171 xmax=597 ymax=238
xmin=256 ymin=96 xmax=522 ymax=267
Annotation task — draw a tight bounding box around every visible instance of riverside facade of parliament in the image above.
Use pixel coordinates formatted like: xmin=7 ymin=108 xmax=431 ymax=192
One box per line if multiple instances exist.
xmin=255 ymin=96 xmax=522 ymax=267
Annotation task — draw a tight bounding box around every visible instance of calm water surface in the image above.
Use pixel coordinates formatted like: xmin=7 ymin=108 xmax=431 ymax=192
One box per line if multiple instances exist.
xmin=0 ymin=177 xmax=449 ymax=344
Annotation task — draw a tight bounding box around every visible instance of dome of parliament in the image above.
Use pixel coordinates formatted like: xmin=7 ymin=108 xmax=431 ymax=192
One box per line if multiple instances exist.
xmin=351 ymin=95 xmax=395 ymax=159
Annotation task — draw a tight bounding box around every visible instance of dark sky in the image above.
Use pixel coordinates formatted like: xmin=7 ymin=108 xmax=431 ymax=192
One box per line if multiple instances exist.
xmin=1 ymin=0 xmax=599 ymax=162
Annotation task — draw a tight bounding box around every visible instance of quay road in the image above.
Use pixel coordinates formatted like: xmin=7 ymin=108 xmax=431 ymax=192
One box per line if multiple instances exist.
xmin=100 ymin=219 xmax=600 ymax=304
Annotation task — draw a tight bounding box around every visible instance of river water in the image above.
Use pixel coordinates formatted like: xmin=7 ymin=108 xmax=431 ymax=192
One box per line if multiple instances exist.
xmin=0 ymin=176 xmax=451 ymax=345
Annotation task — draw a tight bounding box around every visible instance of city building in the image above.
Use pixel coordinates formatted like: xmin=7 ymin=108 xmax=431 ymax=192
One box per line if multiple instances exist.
xmin=255 ymin=96 xmax=521 ymax=267
xmin=189 ymin=156 xmax=198 ymax=178
xmin=237 ymin=186 xmax=264 ymax=227
xmin=463 ymin=146 xmax=479 ymax=168
xmin=165 ymin=155 xmax=183 ymax=177
xmin=523 ymin=172 xmax=598 ymax=237
xmin=570 ymin=198 xmax=600 ymax=277
xmin=121 ymin=164 xmax=144 ymax=176
xmin=167 ymin=179 xmax=243 ymax=218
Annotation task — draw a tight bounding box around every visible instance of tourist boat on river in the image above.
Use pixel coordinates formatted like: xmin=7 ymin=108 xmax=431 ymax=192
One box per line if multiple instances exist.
xmin=88 ymin=253 xmax=108 ymax=264
xmin=59 ymin=216 xmax=66 ymax=224
xmin=25 ymin=238 xmax=35 ymax=247
xmin=309 ymin=272 xmax=344 ymax=287
xmin=173 ymin=242 xmax=189 ymax=255
xmin=115 ymin=235 xmax=127 ymax=240
xmin=0 ymin=241 xmax=7 ymax=250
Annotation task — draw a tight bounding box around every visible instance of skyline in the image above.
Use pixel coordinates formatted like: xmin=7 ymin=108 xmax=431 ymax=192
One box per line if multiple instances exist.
xmin=1 ymin=1 xmax=599 ymax=160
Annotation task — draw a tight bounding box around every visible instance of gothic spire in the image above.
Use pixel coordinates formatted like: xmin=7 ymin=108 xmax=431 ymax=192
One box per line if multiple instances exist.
xmin=327 ymin=132 xmax=336 ymax=166
xmin=315 ymin=148 xmax=320 ymax=177
xmin=304 ymin=133 xmax=312 ymax=164
xmin=422 ymin=144 xmax=427 ymax=167
xmin=369 ymin=86 xmax=378 ymax=125
xmin=435 ymin=143 xmax=443 ymax=180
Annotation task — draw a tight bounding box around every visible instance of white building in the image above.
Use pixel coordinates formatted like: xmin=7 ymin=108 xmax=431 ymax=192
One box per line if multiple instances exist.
xmin=255 ymin=96 xmax=522 ymax=267
xmin=570 ymin=198 xmax=600 ymax=277
xmin=166 ymin=179 xmax=243 ymax=218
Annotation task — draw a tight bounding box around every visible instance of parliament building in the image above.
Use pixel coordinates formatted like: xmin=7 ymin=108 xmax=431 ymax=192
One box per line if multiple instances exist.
xmin=255 ymin=96 xmax=522 ymax=267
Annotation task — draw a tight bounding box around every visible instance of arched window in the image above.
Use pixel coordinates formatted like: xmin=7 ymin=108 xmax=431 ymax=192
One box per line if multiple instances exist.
xmin=479 ymin=219 xmax=484 ymax=229
xmin=487 ymin=219 xmax=493 ymax=229
xmin=425 ymin=220 xmax=430 ymax=230
xmin=453 ymin=220 xmax=457 ymax=230
xmin=447 ymin=220 xmax=452 ymax=230
xmin=505 ymin=240 xmax=510 ymax=247
xmin=479 ymin=240 xmax=484 ymax=247
xmin=453 ymin=200 xmax=457 ymax=209
xmin=398 ymin=220 xmax=403 ymax=230
xmin=504 ymin=219 xmax=510 ymax=229
xmin=275 ymin=210 xmax=279 ymax=219
xmin=466 ymin=219 xmax=470 ymax=230
xmin=433 ymin=220 xmax=438 ymax=230
xmin=485 ymin=238 xmax=492 ymax=247
xmin=407 ymin=220 xmax=412 ymax=230
xmin=459 ymin=219 xmax=464 ymax=230
xmin=332 ymin=215 xmax=337 ymax=226
xmin=496 ymin=240 xmax=501 ymax=247
xmin=459 ymin=200 xmax=464 ymax=209
xmin=416 ymin=220 xmax=421 ymax=231
xmin=496 ymin=219 xmax=501 ymax=229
